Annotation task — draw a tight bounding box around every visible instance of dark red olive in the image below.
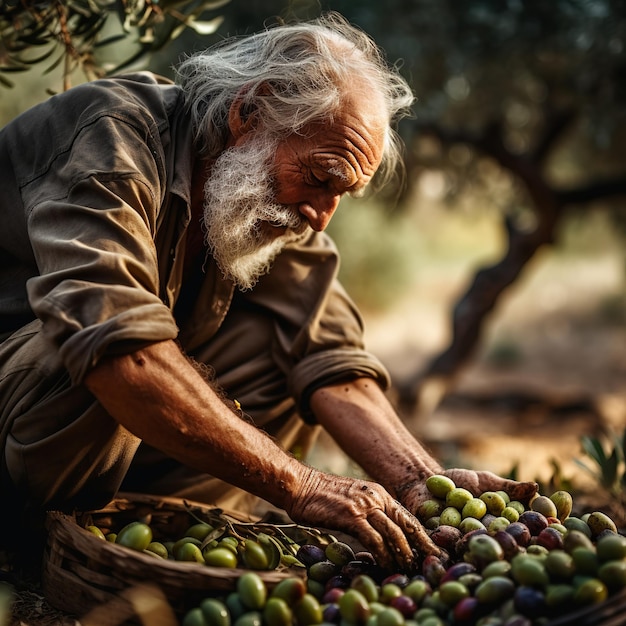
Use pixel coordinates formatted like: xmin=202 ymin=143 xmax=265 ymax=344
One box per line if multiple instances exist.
xmin=493 ymin=530 xmax=521 ymax=560
xmin=536 ymin=527 xmax=564 ymax=551
xmin=453 ymin=596 xmax=483 ymax=623
xmin=430 ymin=525 xmax=463 ymax=555
xmin=390 ymin=594 xmax=417 ymax=618
xmin=422 ymin=555 xmax=447 ymax=587
xmin=381 ymin=573 xmax=410 ymax=588
xmin=322 ymin=588 xmax=345 ymax=604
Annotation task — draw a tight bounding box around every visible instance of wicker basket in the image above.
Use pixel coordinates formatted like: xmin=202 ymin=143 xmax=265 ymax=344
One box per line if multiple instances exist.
xmin=42 ymin=493 xmax=307 ymax=623
xmin=546 ymin=587 xmax=626 ymax=626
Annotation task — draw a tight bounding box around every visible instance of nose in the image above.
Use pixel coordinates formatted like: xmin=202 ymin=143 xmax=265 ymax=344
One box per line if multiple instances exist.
xmin=298 ymin=193 xmax=341 ymax=231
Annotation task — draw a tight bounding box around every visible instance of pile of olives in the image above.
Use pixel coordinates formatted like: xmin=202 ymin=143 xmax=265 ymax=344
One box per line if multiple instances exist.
xmin=181 ymin=476 xmax=626 ymax=626
xmin=87 ymin=477 xmax=626 ymax=625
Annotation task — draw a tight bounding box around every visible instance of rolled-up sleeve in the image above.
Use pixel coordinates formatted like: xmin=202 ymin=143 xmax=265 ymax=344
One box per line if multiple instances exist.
xmin=23 ymin=113 xmax=179 ymax=383
xmin=240 ymin=231 xmax=391 ymax=421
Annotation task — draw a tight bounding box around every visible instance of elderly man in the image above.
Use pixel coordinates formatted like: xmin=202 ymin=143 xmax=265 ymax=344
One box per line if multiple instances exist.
xmin=0 ymin=13 xmax=535 ymax=570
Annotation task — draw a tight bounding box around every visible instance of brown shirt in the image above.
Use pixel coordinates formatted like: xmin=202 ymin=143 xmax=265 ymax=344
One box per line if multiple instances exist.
xmin=0 ymin=72 xmax=390 ymax=417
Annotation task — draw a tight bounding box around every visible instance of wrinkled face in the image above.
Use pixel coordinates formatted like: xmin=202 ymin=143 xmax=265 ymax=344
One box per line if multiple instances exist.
xmin=271 ymin=101 xmax=387 ymax=232
xmin=202 ymin=97 xmax=387 ymax=290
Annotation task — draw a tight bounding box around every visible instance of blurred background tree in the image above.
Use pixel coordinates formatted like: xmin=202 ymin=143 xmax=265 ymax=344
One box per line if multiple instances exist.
xmin=2 ymin=1 xmax=625 ymax=452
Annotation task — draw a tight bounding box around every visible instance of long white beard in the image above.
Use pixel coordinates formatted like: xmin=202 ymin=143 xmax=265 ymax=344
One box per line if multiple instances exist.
xmin=202 ymin=136 xmax=309 ymax=290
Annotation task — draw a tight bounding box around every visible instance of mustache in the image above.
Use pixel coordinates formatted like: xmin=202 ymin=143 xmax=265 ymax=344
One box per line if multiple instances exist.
xmin=257 ymin=205 xmax=308 ymax=233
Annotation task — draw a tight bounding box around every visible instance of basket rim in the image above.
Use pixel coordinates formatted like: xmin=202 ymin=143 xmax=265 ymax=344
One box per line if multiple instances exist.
xmin=44 ymin=492 xmax=307 ymax=584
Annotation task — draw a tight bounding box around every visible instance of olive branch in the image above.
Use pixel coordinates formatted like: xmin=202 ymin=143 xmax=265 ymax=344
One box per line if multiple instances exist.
xmin=0 ymin=0 xmax=230 ymax=92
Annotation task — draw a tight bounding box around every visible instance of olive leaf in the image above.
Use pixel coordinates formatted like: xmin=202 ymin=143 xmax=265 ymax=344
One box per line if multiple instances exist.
xmin=0 ymin=0 xmax=231 ymax=91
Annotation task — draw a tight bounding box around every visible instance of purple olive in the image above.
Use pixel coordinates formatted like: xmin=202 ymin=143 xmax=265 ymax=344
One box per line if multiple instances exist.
xmin=505 ymin=522 xmax=531 ymax=547
xmin=514 ymin=586 xmax=546 ymax=619
xmin=518 ymin=511 xmax=549 ymax=536
xmin=322 ymin=603 xmax=341 ymax=624
xmin=440 ymin=562 xmax=477 ymax=584
xmin=297 ymin=544 xmax=326 ymax=568
xmin=324 ymin=574 xmax=350 ymax=592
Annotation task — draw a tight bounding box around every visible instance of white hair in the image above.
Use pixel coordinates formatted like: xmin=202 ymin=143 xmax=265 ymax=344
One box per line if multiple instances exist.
xmin=174 ymin=12 xmax=415 ymax=191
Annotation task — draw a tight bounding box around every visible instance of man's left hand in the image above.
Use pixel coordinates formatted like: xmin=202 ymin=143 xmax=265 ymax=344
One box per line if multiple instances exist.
xmin=399 ymin=469 xmax=538 ymax=519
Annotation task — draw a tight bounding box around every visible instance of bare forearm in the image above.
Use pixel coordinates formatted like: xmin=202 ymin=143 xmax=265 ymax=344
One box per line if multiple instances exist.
xmin=310 ymin=378 xmax=442 ymax=498
xmin=84 ymin=339 xmax=306 ymax=510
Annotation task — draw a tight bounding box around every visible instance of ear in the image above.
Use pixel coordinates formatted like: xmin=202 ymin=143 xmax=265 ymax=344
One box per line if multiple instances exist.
xmin=228 ymin=86 xmax=260 ymax=140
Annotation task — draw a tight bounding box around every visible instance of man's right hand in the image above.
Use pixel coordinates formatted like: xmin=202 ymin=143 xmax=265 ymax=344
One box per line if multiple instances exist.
xmin=286 ymin=467 xmax=439 ymax=572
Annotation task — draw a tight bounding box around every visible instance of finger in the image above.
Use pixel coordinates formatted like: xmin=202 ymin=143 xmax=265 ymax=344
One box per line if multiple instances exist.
xmin=371 ymin=506 xmax=440 ymax=571
xmin=499 ymin=479 xmax=538 ymax=503
xmin=347 ymin=514 xmax=395 ymax=571
xmin=367 ymin=508 xmax=415 ymax=571
xmin=391 ymin=503 xmax=440 ymax=558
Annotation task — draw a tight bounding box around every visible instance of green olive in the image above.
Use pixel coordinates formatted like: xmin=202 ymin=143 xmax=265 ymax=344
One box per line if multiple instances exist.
xmin=586 ymin=511 xmax=618 ymax=537
xmin=262 ymin=597 xmax=292 ymax=626
xmin=438 ymin=581 xmax=469 ymax=607
xmin=204 ymin=547 xmax=239 ymax=568
xmin=183 ymin=607 xmax=209 ymax=626
xmin=417 ymin=499 xmax=444 ymax=521
xmin=145 ymin=541 xmax=169 ymax=560
xmin=293 ymin=593 xmax=323 ymax=626
xmin=176 ymin=542 xmax=205 ymax=563
xmin=439 ymin=506 xmax=462 ymax=528
xmin=563 ymin=517 xmax=592 ymax=537
xmin=446 ymin=487 xmax=474 ymax=510
xmin=338 ymin=589 xmax=370 ymax=625
xmin=85 ymin=525 xmax=106 ymax=540
xmin=351 ymin=574 xmax=379 ymax=603
xmin=461 ymin=498 xmax=488 ymax=520
xmin=479 ymin=492 xmax=506 ymax=516
xmin=186 ymin=523 xmax=215 ymax=541
xmin=325 ymin=541 xmax=356 ymax=566
xmin=425 ymin=475 xmax=456 ymax=499
xmin=237 ymin=572 xmax=267 ymax=610
xmin=544 ymin=549 xmax=576 ymax=580
xmin=501 ymin=506 xmax=520 ymax=523
xmin=200 ymin=598 xmax=231 ymax=626
xmin=530 ymin=495 xmax=558 ymax=519
xmin=545 ymin=584 xmax=575 ymax=608
xmin=510 ymin=555 xmax=550 ymax=587
xmin=233 ymin=612 xmax=262 ymax=626
xmin=474 ymin=576 xmax=516 ymax=605
xmin=596 ymin=532 xmax=626 ymax=562
xmin=598 ymin=560 xmax=626 ymax=591
xmin=570 ymin=547 xmax=600 ymax=577
xmin=173 ymin=537 xmax=203 ymax=560
xmin=376 ymin=607 xmax=405 ymax=626
xmin=573 ymin=578 xmax=608 ymax=606
xmin=115 ymin=521 xmax=153 ymax=552
xmin=549 ymin=491 xmax=573 ymax=522
xmin=242 ymin=540 xmax=269 ymax=570
xmin=270 ymin=577 xmax=307 ymax=606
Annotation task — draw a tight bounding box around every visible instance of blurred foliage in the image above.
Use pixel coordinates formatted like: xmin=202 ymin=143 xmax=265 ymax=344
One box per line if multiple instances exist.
xmin=0 ymin=0 xmax=230 ymax=91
